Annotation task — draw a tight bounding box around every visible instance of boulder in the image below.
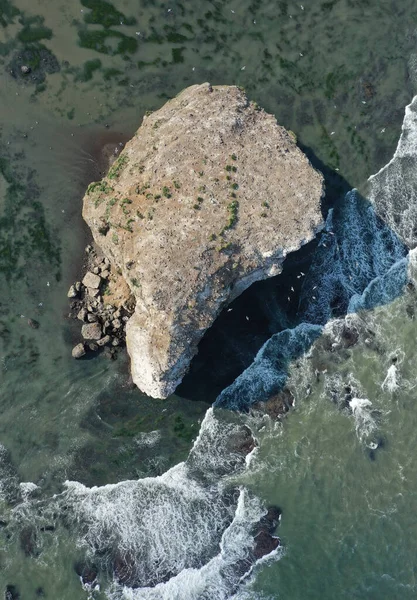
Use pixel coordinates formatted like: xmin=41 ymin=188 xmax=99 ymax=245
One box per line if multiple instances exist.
xmin=77 ymin=308 xmax=88 ymax=322
xmin=81 ymin=323 xmax=102 ymax=340
xmin=67 ymin=284 xmax=78 ymax=298
xmin=72 ymin=343 xmax=86 ymax=358
xmin=97 ymin=335 xmax=111 ymax=346
xmin=83 ymin=83 xmax=324 ymax=398
xmin=82 ymin=272 xmax=101 ymax=289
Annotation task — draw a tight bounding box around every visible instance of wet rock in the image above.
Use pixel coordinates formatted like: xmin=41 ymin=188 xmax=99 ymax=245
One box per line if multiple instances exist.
xmin=259 ymin=506 xmax=281 ymax=532
xmin=74 ymin=561 xmax=98 ymax=585
xmin=234 ymin=426 xmax=257 ymax=455
xmin=113 ymin=552 xmax=137 ymax=586
xmin=253 ymin=388 xmax=294 ymax=419
xmin=67 ymin=284 xmax=78 ymax=298
xmin=72 ymin=343 xmax=86 ymax=359
xmin=88 ymin=343 xmax=99 ymax=352
xmin=27 ymin=318 xmax=39 ymax=329
xmin=97 ymin=335 xmax=111 ymax=347
xmin=341 ymin=325 xmax=359 ymax=348
xmin=75 ymin=281 xmax=82 ymax=292
xmin=77 ymin=308 xmax=88 ymax=322
xmin=20 ymin=65 xmax=31 ymax=74
xmin=81 ymin=323 xmax=102 ymax=340
xmin=82 ymin=271 xmax=101 ymax=289
xmin=4 ymin=585 xmax=19 ymax=600
xmin=20 ymin=526 xmax=38 ymax=557
xmin=103 ymin=347 xmax=116 ymax=359
xmin=253 ymin=530 xmax=279 ymax=559
xmin=87 ymin=313 xmax=98 ymax=323
xmin=112 ymin=338 xmax=120 ymax=346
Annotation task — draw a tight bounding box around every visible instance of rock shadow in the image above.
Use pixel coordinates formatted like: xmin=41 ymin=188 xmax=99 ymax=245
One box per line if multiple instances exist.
xmin=178 ymin=150 xmax=409 ymax=408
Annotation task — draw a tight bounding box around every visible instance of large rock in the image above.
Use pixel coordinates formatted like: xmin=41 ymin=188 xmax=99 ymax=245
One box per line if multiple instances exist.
xmin=83 ymin=83 xmax=324 ymax=398
xmin=81 ymin=323 xmax=102 ymax=340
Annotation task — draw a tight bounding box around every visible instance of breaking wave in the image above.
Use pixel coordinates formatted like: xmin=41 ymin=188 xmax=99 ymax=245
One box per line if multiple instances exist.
xmin=218 ymin=94 xmax=417 ymax=411
xmin=55 ymin=408 xmax=278 ymax=598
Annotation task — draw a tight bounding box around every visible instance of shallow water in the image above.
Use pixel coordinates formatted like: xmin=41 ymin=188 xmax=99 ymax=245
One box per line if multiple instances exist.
xmin=1 ymin=0 xmax=417 ymax=597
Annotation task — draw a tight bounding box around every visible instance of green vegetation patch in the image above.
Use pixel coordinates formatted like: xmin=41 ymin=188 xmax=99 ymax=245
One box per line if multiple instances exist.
xmin=75 ymin=58 xmax=102 ymax=81
xmin=108 ymin=154 xmax=128 ymax=179
xmin=172 ymin=47 xmax=185 ymax=64
xmin=0 ymin=157 xmax=60 ymax=282
xmin=78 ymin=28 xmax=137 ymax=55
xmin=0 ymin=0 xmax=19 ymax=27
xmin=81 ymin=0 xmax=136 ymax=28
xmin=17 ymin=15 xmax=52 ymax=43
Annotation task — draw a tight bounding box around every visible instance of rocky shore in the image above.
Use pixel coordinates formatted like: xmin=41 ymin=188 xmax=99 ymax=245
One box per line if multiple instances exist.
xmin=67 ymin=244 xmax=135 ymax=360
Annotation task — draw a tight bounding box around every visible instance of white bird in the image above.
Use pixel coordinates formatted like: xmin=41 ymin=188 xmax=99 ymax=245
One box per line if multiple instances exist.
xmin=312 ymin=286 xmax=317 ymax=290
xmin=362 ymin=101 xmax=367 ymax=104
xmin=300 ymin=4 xmax=304 ymax=9
xmin=299 ymin=53 xmax=303 ymax=57
xmin=227 ymin=308 xmax=233 ymax=312
xmin=312 ymin=296 xmax=316 ymax=300
xmin=46 ymin=282 xmax=50 ymax=287
xmin=291 ymin=286 xmax=295 ymax=292
xmin=245 ymin=315 xmax=249 ymax=320
xmin=330 ymin=131 xmax=335 ymax=135
xmin=300 ymin=271 xmax=305 ymax=276
xmin=287 ymin=297 xmax=291 ymax=302
xmin=241 ymin=66 xmax=246 ymax=70
xmin=381 ymin=128 xmax=385 ymax=133
xmin=231 ymin=9 xmax=235 ymax=13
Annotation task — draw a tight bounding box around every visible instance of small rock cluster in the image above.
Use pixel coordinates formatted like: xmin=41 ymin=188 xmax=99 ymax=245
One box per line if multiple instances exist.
xmin=68 ymin=246 xmax=134 ymax=360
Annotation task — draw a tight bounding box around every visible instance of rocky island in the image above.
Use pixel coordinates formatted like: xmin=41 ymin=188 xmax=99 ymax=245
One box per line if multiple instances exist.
xmin=82 ymin=83 xmax=324 ymax=398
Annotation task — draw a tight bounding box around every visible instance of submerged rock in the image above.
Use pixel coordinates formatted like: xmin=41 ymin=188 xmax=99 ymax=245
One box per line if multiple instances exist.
xmin=83 ymin=83 xmax=324 ymax=398
xmin=4 ymin=585 xmax=19 ymax=600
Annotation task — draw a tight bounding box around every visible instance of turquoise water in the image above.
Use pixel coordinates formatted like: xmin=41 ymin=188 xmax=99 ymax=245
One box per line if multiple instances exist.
xmin=1 ymin=0 xmax=417 ymax=597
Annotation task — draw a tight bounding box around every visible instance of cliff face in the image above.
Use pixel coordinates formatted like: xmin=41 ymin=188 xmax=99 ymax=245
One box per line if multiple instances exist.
xmin=82 ymin=83 xmax=325 ymax=398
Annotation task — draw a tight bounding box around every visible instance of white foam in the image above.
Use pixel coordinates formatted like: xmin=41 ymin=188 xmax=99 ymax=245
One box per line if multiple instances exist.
xmin=349 ymin=397 xmax=376 ymax=441
xmin=382 ymin=364 xmax=398 ymax=393
xmin=59 ymin=409 xmax=277 ymax=596
xmin=368 ymin=95 xmax=417 ymax=248
xmin=134 ymin=430 xmax=161 ymax=448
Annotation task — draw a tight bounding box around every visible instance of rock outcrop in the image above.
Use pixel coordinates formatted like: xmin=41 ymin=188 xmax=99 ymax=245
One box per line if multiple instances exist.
xmin=82 ymin=83 xmax=324 ymax=398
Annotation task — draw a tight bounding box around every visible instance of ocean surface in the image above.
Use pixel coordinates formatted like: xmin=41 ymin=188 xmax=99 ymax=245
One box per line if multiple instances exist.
xmin=1 ymin=0 xmax=417 ymax=598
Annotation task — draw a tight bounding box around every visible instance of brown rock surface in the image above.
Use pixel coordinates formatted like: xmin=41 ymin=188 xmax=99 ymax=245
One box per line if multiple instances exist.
xmin=82 ymin=83 xmax=324 ymax=398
